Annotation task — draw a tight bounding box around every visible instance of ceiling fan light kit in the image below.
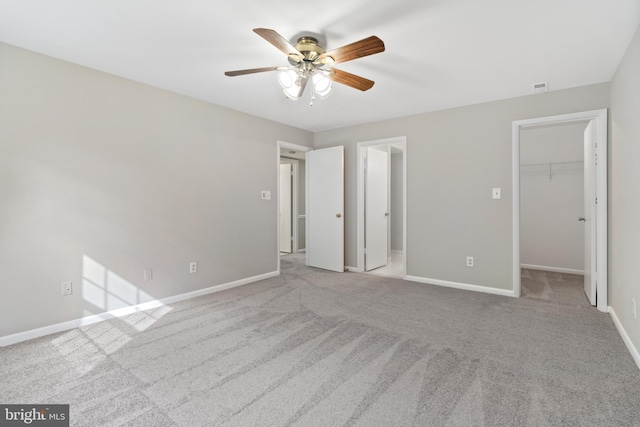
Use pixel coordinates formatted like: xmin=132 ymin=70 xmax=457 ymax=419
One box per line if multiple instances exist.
xmin=225 ymin=28 xmax=384 ymax=105
xmin=278 ymin=68 xmax=333 ymax=102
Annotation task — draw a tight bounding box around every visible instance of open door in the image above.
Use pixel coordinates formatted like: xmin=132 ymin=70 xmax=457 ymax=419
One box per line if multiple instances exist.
xmin=583 ymin=121 xmax=597 ymax=305
xmin=306 ymin=146 xmax=344 ymax=272
xmin=365 ymin=147 xmax=389 ymax=270
xmin=279 ymin=162 xmax=293 ymax=253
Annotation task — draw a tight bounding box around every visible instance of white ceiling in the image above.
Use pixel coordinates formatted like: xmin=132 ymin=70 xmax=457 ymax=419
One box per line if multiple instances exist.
xmin=1 ymin=0 xmax=638 ymax=132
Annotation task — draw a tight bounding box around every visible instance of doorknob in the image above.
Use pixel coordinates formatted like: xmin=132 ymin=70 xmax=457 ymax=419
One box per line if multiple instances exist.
xmin=336 ymin=213 xmax=342 ymax=218
xmin=385 ymin=213 xmax=389 ymax=217
xmin=578 ymin=217 xmax=586 ymax=222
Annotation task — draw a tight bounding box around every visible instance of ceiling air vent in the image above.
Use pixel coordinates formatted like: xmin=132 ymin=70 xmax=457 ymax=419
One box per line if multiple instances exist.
xmin=532 ymin=82 xmax=548 ymax=94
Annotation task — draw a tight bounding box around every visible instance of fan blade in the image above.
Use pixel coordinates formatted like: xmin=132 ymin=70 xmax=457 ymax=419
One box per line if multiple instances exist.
xmin=328 ymin=68 xmax=375 ymax=91
xmin=253 ymin=28 xmax=303 ymax=60
xmin=225 ymin=67 xmax=280 ymax=76
xmin=319 ymin=36 xmax=385 ymax=65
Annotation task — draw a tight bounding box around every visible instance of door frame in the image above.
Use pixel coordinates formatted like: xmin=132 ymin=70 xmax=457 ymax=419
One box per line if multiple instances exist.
xmin=277 ymin=141 xmax=312 ymax=274
xmin=356 ymin=136 xmax=407 ymax=277
xmin=512 ymin=109 xmax=608 ymax=311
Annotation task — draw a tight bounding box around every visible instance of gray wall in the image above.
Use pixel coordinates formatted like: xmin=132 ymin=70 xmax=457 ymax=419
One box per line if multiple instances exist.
xmin=390 ymin=153 xmax=403 ymax=251
xmin=610 ymin=25 xmax=640 ymax=360
xmin=520 ymin=123 xmax=586 ymax=272
xmin=314 ymin=83 xmax=610 ymax=290
xmin=3 ymin=28 xmax=635 ymax=349
xmin=0 ymin=42 xmax=312 ymax=337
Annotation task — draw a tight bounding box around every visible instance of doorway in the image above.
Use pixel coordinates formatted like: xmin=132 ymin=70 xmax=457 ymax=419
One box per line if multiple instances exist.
xmin=277 ymin=141 xmax=311 ymax=273
xmin=519 ymin=121 xmax=590 ymax=306
xmin=356 ymin=137 xmax=407 ymax=278
xmin=512 ymin=109 xmax=607 ymax=312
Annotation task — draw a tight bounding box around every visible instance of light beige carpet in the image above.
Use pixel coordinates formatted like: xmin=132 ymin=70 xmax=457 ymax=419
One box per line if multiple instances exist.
xmin=1 ymin=254 xmax=639 ymax=426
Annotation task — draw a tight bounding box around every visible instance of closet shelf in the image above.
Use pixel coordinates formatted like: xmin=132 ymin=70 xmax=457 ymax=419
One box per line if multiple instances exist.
xmin=520 ymin=161 xmax=583 ymax=179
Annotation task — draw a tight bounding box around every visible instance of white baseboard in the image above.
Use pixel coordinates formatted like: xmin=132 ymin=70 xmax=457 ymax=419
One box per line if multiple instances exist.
xmin=406 ymin=275 xmax=515 ymax=297
xmin=520 ymin=264 xmax=584 ymax=275
xmin=609 ymin=307 xmax=640 ymax=371
xmin=345 ymin=266 xmax=359 ymax=272
xmin=298 ymin=249 xmax=306 ymax=253
xmin=0 ymin=271 xmax=279 ymax=347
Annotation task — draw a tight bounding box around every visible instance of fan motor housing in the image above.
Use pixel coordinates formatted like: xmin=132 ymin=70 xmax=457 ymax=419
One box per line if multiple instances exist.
xmin=294 ymin=36 xmax=325 ymax=62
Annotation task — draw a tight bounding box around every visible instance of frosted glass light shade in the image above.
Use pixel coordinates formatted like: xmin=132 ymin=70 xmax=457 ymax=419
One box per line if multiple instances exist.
xmin=278 ymin=69 xmax=301 ymax=99
xmin=312 ymin=73 xmax=332 ymax=98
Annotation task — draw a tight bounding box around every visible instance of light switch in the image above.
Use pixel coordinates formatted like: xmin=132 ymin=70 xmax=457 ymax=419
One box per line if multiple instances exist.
xmin=261 ymin=190 xmax=271 ymax=200
xmin=492 ymin=188 xmax=501 ymax=199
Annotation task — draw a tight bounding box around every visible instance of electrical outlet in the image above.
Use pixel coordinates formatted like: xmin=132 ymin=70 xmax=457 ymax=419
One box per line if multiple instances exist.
xmin=633 ymin=299 xmax=637 ymax=320
xmin=61 ymin=281 xmax=73 ymax=296
xmin=144 ymin=268 xmax=153 ymax=281
xmin=466 ymin=256 xmax=474 ymax=267
xmin=261 ymin=190 xmax=271 ymax=200
xmin=189 ymin=262 xmax=197 ymax=274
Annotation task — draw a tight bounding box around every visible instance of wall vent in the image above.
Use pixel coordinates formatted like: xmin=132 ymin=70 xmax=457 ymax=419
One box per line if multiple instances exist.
xmin=532 ymin=82 xmax=548 ymax=93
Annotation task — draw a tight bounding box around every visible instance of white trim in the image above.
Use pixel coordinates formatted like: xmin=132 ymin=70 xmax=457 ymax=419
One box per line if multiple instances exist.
xmin=277 ymin=141 xmax=312 ymax=274
xmin=0 ymin=271 xmax=279 ymax=347
xmin=610 ymin=307 xmax=640 ymax=371
xmin=356 ymin=136 xmax=407 ymax=277
xmin=512 ymin=109 xmax=608 ymax=311
xmin=512 ymin=121 xmax=521 ymax=296
xmin=406 ymin=275 xmax=515 ymax=297
xmin=520 ymin=264 xmax=584 ymax=275
xmin=292 ymin=160 xmax=299 ymax=253
xmin=345 ymin=266 xmax=359 ymax=272
xmin=402 ymin=142 xmax=407 ymax=278
xmin=280 ymin=158 xmax=299 ymax=253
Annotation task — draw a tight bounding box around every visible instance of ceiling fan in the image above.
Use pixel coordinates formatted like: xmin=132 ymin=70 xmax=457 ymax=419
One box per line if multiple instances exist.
xmin=225 ymin=28 xmax=385 ymax=103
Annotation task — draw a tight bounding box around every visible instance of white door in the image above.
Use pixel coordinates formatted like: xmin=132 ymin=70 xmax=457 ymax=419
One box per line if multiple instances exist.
xmin=583 ymin=121 xmax=597 ymax=305
xmin=279 ymin=163 xmax=292 ymax=253
xmin=365 ymin=147 xmax=389 ymax=270
xmin=306 ymin=146 xmax=344 ymax=272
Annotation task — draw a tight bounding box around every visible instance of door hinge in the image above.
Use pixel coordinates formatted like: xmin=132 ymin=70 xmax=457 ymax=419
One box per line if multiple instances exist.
xmin=596 ymin=197 xmax=598 ymax=205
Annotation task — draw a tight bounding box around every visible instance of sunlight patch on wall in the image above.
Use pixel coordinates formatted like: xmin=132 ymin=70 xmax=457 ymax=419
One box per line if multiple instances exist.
xmin=47 ymin=255 xmax=178 ymax=371
xmin=82 ymin=255 xmax=107 ymax=310
xmin=82 ymin=255 xmax=157 ymax=311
